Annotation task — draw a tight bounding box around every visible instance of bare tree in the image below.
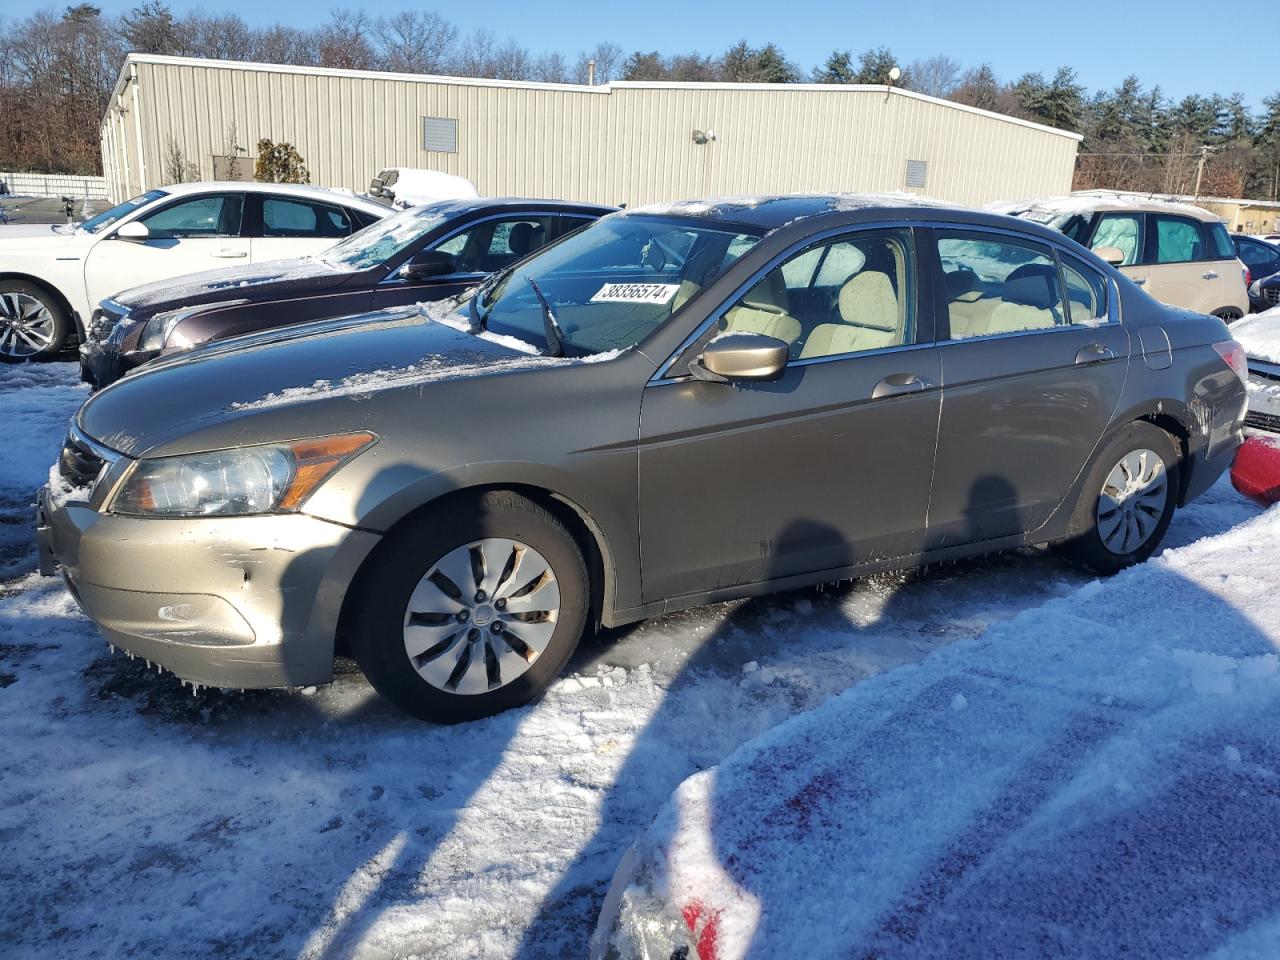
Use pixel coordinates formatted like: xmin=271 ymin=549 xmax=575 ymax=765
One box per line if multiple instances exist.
xmin=315 ymin=9 xmax=376 ymax=70
xmin=905 ymin=54 xmax=961 ymax=98
xmin=373 ymin=11 xmax=455 ymax=73
xmin=531 ymin=51 xmax=568 ymax=84
xmin=176 ymin=13 xmax=255 ymax=61
xmin=572 ymin=42 xmax=623 ymax=84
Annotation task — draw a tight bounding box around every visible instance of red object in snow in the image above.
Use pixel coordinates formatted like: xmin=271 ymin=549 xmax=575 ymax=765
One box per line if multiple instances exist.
xmin=1231 ymin=435 xmax=1280 ymax=506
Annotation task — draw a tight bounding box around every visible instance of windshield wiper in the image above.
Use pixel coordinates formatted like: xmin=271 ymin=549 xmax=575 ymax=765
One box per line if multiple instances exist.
xmin=525 ymin=276 xmax=564 ymax=358
xmin=467 ymin=262 xmax=519 ymax=334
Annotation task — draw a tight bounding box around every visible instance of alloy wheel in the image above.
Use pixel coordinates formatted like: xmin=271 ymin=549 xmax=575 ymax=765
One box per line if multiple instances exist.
xmin=402 ymin=537 xmax=561 ymax=695
xmin=0 ymin=292 xmax=56 ymax=358
xmin=1096 ymin=448 xmax=1168 ymax=555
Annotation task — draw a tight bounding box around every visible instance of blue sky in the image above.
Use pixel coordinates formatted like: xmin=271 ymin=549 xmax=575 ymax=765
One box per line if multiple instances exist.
xmin=9 ymin=0 xmax=1275 ymax=107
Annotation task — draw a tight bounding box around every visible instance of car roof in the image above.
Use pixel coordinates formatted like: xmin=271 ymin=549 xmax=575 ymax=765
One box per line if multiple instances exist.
xmin=993 ymin=193 xmax=1225 ymax=224
xmin=159 ymin=180 xmax=389 ymax=215
xmin=616 ymin=193 xmax=957 ymax=231
xmin=401 ymin=196 xmax=619 ymax=217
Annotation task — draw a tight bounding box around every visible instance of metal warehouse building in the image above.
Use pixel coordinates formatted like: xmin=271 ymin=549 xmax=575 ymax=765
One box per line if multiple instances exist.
xmin=100 ymin=53 xmax=1080 ymax=207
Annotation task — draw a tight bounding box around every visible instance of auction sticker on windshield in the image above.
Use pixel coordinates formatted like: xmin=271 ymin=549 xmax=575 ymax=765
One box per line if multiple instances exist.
xmin=590 ymin=283 xmax=681 ymax=304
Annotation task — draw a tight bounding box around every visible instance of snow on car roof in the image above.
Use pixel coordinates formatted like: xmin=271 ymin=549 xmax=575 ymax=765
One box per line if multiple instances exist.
xmin=599 ymin=503 xmax=1280 ymax=959
xmin=621 ymin=192 xmax=954 ymax=229
xmin=990 ymin=191 xmax=1224 ymax=223
xmin=159 ymin=180 xmax=388 ymax=215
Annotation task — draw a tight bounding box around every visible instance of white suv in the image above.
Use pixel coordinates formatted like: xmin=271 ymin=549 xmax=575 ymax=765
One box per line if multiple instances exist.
xmin=0 ymin=181 xmax=388 ymax=361
xmin=997 ymin=195 xmax=1249 ymax=321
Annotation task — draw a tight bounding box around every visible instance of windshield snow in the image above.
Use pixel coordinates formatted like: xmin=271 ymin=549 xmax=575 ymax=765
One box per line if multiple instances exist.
xmin=473 ymin=216 xmax=761 ymax=355
xmin=78 ymin=190 xmax=167 ymax=234
xmin=323 ymin=204 xmax=452 ymax=270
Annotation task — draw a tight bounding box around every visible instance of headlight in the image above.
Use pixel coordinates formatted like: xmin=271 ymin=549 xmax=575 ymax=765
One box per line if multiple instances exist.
xmin=138 ymin=307 xmax=199 ymax=352
xmin=108 ymin=433 xmax=376 ymax=518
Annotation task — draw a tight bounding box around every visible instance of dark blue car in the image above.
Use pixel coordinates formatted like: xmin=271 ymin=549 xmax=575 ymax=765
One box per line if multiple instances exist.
xmin=1234 ymin=234 xmax=1280 ymax=311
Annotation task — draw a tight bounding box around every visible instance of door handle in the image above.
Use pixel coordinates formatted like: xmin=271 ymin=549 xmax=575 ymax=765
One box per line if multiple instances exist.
xmin=872 ymin=373 xmax=932 ymax=399
xmin=214 ymin=249 xmax=247 ymax=259
xmin=1202 ymin=270 xmax=1219 ymax=280
xmin=1074 ymin=343 xmax=1117 ymax=365
xmin=1132 ymin=277 xmax=1147 ymax=286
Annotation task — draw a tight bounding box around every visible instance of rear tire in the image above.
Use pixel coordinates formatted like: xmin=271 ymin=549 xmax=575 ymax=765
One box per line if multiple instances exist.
xmin=1213 ymin=307 xmax=1244 ymax=324
xmin=0 ymin=280 xmax=70 ymax=362
xmin=349 ymin=491 xmax=589 ymax=723
xmin=1057 ymin=422 xmax=1180 ymax=576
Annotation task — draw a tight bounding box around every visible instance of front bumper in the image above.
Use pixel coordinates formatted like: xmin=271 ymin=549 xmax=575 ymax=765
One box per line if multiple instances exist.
xmin=38 ymin=487 xmax=380 ymax=688
xmin=79 ymin=341 xmax=150 ymax=389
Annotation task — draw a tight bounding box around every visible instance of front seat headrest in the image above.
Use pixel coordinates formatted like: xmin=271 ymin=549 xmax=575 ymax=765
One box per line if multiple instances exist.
xmin=1003 ymin=263 xmax=1059 ymax=309
xmin=508 ymin=222 xmax=540 ymax=256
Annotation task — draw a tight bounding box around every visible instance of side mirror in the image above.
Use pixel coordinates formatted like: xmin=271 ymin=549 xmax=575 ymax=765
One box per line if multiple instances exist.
xmin=1093 ymin=245 xmax=1125 ymax=266
xmin=399 ymin=250 xmax=458 ymax=281
xmin=115 ymin=221 xmax=150 ymax=242
xmin=691 ymin=332 xmax=789 ymax=383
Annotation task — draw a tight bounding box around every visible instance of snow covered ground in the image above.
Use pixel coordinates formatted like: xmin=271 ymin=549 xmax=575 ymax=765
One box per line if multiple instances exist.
xmin=0 ymin=363 xmax=1263 ymax=959
xmin=607 ymin=484 xmax=1280 ymax=960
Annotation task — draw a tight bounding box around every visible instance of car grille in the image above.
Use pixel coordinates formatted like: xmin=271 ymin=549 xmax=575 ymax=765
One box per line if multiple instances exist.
xmin=1245 ymin=410 xmax=1280 ymax=433
xmin=57 ymin=425 xmax=119 ymax=488
xmin=87 ymin=301 xmax=128 ymax=343
xmin=1266 ymin=286 xmax=1280 ymax=307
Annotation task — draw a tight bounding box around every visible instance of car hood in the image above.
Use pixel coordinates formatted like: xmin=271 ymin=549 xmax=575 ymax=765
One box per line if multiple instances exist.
xmin=0 ymin=226 xmax=91 ymax=249
xmin=112 ymin=257 xmax=366 ymax=314
xmin=77 ymin=307 xmax=553 ymax=456
xmin=1233 ymin=311 xmax=1280 ymax=364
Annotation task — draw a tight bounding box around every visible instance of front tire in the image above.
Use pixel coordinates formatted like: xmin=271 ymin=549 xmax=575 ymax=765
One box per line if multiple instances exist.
xmin=0 ymin=280 xmax=69 ymax=362
xmin=1057 ymin=422 xmax=1180 ymax=576
xmin=349 ymin=491 xmax=589 ymax=723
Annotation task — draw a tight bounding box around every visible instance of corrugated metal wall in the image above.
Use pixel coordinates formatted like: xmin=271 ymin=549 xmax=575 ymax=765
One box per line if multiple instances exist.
xmin=102 ymin=56 xmax=1080 ymax=207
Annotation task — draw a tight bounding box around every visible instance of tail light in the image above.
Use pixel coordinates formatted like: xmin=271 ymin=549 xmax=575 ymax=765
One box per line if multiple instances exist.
xmin=1245 ymin=266 xmax=1253 ymax=287
xmin=1214 ymin=339 xmax=1248 ymax=384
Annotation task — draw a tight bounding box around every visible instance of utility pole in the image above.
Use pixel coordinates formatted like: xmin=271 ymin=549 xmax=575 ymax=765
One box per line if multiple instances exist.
xmin=1193 ymin=144 xmax=1213 ymax=199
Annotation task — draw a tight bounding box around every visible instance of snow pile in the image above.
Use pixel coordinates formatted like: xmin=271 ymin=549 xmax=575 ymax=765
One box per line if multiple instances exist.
xmin=385 ymin=169 xmax=479 ymax=208
xmin=1233 ymin=306 xmax=1280 ymax=363
xmin=606 ymin=505 xmax=1280 ymax=959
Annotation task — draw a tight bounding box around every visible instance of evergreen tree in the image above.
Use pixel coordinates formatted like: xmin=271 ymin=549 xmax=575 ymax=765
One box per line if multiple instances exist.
xmin=813 ymin=50 xmax=855 ymax=84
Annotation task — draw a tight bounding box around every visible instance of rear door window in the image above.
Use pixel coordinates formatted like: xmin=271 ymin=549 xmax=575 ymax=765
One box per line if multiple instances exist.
xmin=1152 ymin=215 xmax=1207 ymax=264
xmin=1060 ymin=255 xmax=1112 ymax=325
xmin=937 ymin=234 xmax=1067 ymax=339
xmin=262 ymin=197 xmax=356 ymax=238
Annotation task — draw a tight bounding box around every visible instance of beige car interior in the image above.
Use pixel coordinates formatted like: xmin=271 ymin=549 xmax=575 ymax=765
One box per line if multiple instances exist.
xmin=718 ymin=239 xmax=911 ymax=360
xmin=943 ymin=261 xmax=1079 ymax=339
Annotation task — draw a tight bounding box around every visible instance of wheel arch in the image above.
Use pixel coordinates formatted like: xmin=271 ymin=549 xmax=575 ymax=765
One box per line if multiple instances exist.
xmin=1117 ymin=401 xmax=1195 ymax=504
xmin=335 ymin=482 xmax=619 ymax=658
xmin=0 ymin=271 xmax=81 ymax=339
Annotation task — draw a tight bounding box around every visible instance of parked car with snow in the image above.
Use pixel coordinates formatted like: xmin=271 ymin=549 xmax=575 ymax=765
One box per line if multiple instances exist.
xmin=38 ymin=195 xmax=1247 ymax=723
xmin=0 ymin=181 xmax=388 ymax=361
xmin=997 ymin=195 xmax=1249 ymax=321
xmin=367 ymin=168 xmax=479 ymax=208
xmin=81 ymin=198 xmax=614 ymax=387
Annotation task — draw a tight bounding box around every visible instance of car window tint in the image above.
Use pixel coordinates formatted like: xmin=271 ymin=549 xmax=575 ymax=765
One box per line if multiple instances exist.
xmin=1061 ymin=255 xmax=1111 ymax=325
xmin=1237 ymin=239 xmax=1279 ymax=269
xmin=141 ymin=194 xmax=243 ymax=239
xmin=1091 ymin=214 xmax=1141 ymax=266
xmin=262 ymin=197 xmax=354 ymax=238
xmin=938 ymin=235 xmax=1067 ymax=340
xmin=1207 ymin=223 xmax=1235 ymax=260
xmin=1154 ymin=216 xmax=1206 ymax=264
xmin=721 ymin=229 xmax=914 ymax=361
xmin=430 ymin=216 xmax=557 ymax=273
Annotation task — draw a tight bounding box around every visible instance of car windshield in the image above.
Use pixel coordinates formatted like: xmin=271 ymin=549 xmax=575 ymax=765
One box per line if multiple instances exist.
xmin=322 ymin=204 xmax=451 ymax=269
xmin=473 ymin=215 xmax=762 ymax=355
xmin=79 ymin=190 xmax=167 ymax=234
